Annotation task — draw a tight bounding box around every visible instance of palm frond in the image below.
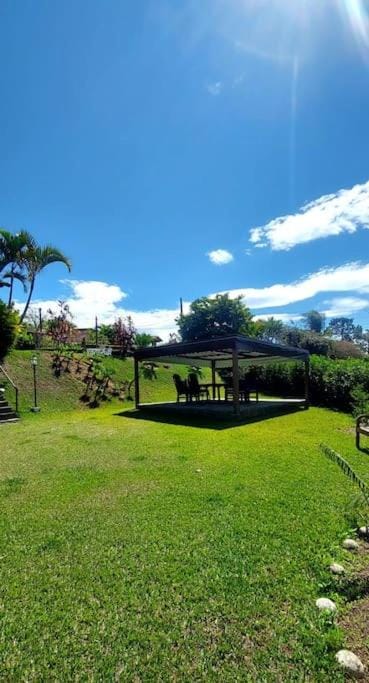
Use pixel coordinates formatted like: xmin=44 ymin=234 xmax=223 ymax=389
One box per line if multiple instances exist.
xmin=1 ymin=269 xmax=28 ymax=293
xmin=38 ymin=245 xmax=72 ymax=272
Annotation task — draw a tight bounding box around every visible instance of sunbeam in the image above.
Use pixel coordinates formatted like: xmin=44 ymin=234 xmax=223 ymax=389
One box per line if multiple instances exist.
xmin=341 ymin=0 xmax=369 ymax=62
xmin=289 ymin=56 xmax=299 ymax=208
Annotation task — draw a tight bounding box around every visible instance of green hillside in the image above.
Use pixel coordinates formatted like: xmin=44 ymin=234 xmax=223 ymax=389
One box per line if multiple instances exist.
xmin=1 ymin=351 xmax=211 ymax=415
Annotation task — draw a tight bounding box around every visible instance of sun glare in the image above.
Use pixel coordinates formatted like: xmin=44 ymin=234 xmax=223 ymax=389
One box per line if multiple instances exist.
xmin=221 ymin=0 xmax=325 ymax=64
xmin=218 ymin=0 xmax=369 ymax=66
xmin=341 ymin=0 xmax=369 ymax=57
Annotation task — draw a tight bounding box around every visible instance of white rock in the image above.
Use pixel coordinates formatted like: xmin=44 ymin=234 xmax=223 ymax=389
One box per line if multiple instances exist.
xmin=336 ymin=650 xmax=365 ymax=678
xmin=330 ymin=563 xmax=345 ymax=575
xmin=343 ymin=539 xmax=359 ymax=551
xmin=316 ymin=597 xmax=337 ymax=613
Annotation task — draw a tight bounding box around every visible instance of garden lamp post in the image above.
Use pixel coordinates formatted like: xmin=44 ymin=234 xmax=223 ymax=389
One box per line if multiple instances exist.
xmin=31 ymin=355 xmax=40 ymax=413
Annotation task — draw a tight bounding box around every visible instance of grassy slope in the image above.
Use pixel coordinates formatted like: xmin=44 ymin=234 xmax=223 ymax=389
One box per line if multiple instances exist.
xmin=2 ymin=351 xmax=211 ymax=414
xmin=0 ymin=402 xmax=364 ymax=680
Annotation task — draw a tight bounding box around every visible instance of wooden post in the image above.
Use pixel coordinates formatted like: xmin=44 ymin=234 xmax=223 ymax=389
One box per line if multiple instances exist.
xmin=304 ymin=358 xmax=310 ymax=409
xmin=134 ymin=357 xmax=140 ymax=408
xmin=232 ymin=347 xmax=240 ymax=417
xmin=211 ymin=360 xmax=216 ymax=400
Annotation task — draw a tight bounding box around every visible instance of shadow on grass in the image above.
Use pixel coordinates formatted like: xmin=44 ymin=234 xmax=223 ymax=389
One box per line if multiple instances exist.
xmin=114 ymin=405 xmax=303 ymax=431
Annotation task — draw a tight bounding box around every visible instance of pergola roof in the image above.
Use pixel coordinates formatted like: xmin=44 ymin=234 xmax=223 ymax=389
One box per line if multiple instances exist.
xmin=134 ymin=334 xmax=309 ymax=369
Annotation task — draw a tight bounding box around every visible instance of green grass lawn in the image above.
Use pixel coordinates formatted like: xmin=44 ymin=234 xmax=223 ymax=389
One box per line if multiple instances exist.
xmin=0 ymin=402 xmax=366 ymax=680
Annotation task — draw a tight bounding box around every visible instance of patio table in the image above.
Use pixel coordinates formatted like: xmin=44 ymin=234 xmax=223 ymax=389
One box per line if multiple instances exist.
xmin=200 ymin=382 xmax=227 ymax=400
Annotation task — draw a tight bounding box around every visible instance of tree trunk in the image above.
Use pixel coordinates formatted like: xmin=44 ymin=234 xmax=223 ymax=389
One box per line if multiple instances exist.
xmin=7 ymin=267 xmax=14 ymax=307
xmin=20 ymin=277 xmax=35 ymax=323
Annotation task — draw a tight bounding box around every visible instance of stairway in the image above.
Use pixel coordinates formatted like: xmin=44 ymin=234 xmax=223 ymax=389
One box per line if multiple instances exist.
xmin=0 ymin=397 xmax=19 ymax=424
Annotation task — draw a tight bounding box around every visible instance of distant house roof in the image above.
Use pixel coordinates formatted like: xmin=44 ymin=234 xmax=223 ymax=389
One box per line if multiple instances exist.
xmin=134 ymin=334 xmax=309 ymax=369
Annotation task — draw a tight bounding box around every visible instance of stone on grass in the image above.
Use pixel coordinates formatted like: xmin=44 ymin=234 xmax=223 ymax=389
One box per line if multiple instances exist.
xmin=343 ymin=539 xmax=359 ymax=551
xmin=316 ymin=597 xmax=337 ymax=613
xmin=358 ymin=526 xmax=369 ymax=538
xmin=330 ymin=563 xmax=345 ymax=575
xmin=335 ymin=650 xmax=365 ymax=678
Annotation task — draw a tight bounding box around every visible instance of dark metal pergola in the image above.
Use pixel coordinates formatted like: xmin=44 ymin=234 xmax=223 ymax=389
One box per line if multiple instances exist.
xmin=134 ymin=334 xmax=310 ymax=416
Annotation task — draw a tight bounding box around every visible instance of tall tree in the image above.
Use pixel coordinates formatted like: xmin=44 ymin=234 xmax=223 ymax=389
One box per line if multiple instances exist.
xmin=303 ymin=310 xmax=325 ymax=334
xmin=177 ymin=294 xmax=255 ymax=342
xmin=0 ymin=229 xmax=29 ymax=303
xmin=19 ymin=241 xmax=71 ymax=323
xmin=112 ymin=316 xmax=136 ymax=357
xmin=326 ymin=317 xmax=355 ymax=341
xmin=46 ymin=301 xmax=74 ymax=347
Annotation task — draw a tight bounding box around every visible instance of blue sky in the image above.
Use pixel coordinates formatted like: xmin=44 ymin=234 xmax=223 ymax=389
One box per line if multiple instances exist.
xmin=2 ymin=0 xmax=369 ymax=336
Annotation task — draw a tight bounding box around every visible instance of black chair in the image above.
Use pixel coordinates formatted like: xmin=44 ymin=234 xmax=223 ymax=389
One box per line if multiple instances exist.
xmin=240 ymin=379 xmax=259 ymax=402
xmin=173 ymin=374 xmax=188 ymax=402
xmin=224 ymin=378 xmax=258 ymax=403
xmin=188 ymin=373 xmax=209 ymax=402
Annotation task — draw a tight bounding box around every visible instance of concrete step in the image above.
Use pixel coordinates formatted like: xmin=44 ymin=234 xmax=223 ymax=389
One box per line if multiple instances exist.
xmin=0 ymin=414 xmax=19 ymax=423
xmin=0 ymin=400 xmax=19 ymax=423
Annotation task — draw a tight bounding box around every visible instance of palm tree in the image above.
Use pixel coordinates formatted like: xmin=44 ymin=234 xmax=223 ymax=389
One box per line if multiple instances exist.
xmin=19 ymin=242 xmax=72 ymax=323
xmin=0 ymin=229 xmax=29 ymax=304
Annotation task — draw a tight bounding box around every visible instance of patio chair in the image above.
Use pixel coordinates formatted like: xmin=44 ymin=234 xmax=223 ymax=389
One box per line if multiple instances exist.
xmin=173 ymin=374 xmax=188 ymax=402
xmin=188 ymin=373 xmax=209 ymax=402
xmin=240 ymin=379 xmax=259 ymax=403
xmin=225 ymin=386 xmax=248 ymax=402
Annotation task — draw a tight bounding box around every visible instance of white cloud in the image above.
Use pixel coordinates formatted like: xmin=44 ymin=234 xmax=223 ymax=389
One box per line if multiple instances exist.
xmin=255 ymin=298 xmax=369 ymax=324
xmin=321 ymin=297 xmax=369 ymax=318
xmin=207 ymin=249 xmax=234 ymax=265
xmin=216 ymin=262 xmax=369 ymax=309
xmin=14 ymin=262 xmax=369 ymax=339
xmin=249 ymin=180 xmax=369 ymax=250
xmin=206 ymin=81 xmax=223 ymax=96
xmin=20 ymin=280 xmax=184 ymax=339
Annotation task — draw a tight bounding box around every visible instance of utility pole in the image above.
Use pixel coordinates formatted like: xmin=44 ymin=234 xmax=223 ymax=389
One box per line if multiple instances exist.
xmin=180 ymin=298 xmax=183 ymax=317
xmin=95 ymin=316 xmax=99 ymax=347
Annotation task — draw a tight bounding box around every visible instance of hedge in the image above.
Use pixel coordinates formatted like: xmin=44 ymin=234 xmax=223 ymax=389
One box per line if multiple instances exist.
xmin=243 ymin=355 xmax=369 ymax=413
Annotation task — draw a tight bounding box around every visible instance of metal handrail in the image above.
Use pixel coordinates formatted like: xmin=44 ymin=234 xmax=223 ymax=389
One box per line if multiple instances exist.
xmin=0 ymin=365 xmax=19 ymax=414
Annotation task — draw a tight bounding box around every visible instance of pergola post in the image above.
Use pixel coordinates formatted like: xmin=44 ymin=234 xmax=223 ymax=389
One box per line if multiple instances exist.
xmin=304 ymin=358 xmax=310 ymax=409
xmin=134 ymin=357 xmax=140 ymax=409
xmin=232 ymin=346 xmax=240 ymax=417
xmin=211 ymin=360 xmax=216 ymax=400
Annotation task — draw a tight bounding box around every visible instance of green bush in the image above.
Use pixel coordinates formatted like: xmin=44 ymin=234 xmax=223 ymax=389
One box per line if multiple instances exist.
xmin=0 ymin=302 xmax=18 ymax=362
xmin=350 ymin=385 xmax=369 ymax=417
xmin=15 ymin=327 xmax=35 ymax=350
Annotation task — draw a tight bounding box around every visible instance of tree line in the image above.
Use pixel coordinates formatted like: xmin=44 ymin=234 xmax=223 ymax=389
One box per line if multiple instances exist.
xmin=177 ymin=294 xmax=368 ymax=359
